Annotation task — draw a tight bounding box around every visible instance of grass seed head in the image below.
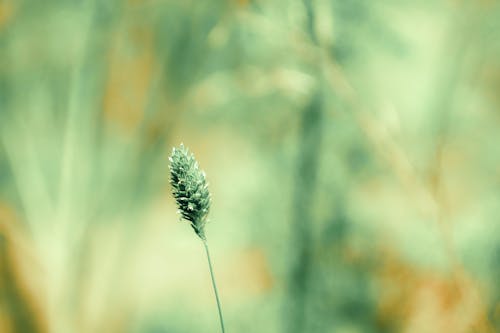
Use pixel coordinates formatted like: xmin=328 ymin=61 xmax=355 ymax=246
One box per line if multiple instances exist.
xmin=169 ymin=144 xmax=211 ymax=240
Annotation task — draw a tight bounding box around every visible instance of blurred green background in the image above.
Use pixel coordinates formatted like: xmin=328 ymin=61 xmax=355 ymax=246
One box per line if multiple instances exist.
xmin=0 ymin=0 xmax=499 ymax=332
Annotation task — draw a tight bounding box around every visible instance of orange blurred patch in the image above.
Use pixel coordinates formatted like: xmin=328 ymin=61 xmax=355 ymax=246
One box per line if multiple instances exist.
xmin=103 ymin=23 xmax=155 ymax=134
xmin=222 ymin=247 xmax=274 ymax=299
xmin=0 ymin=0 xmax=14 ymax=31
xmin=376 ymin=248 xmax=494 ymax=333
xmin=0 ymin=203 xmax=47 ymax=333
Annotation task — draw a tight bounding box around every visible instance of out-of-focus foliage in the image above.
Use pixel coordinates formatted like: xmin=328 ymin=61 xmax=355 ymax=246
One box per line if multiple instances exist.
xmin=0 ymin=0 xmax=499 ymax=332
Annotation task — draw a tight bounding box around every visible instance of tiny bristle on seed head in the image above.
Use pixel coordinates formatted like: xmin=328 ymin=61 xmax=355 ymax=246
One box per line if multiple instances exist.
xmin=169 ymin=144 xmax=211 ymax=239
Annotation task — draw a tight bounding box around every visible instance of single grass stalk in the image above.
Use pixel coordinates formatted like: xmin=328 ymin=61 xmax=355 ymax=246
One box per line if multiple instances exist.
xmin=169 ymin=144 xmax=226 ymax=333
xmin=203 ymin=239 xmax=225 ymax=333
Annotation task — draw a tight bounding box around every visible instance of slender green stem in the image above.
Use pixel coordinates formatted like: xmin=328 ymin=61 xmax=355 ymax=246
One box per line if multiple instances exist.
xmin=203 ymin=239 xmax=226 ymax=333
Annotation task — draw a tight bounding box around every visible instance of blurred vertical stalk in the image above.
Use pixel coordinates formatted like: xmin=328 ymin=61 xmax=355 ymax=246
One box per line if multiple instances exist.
xmin=284 ymin=2 xmax=323 ymax=332
xmin=285 ymin=92 xmax=323 ymax=333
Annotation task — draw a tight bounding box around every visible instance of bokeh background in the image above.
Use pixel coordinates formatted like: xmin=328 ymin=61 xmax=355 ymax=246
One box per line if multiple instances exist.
xmin=0 ymin=0 xmax=499 ymax=332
